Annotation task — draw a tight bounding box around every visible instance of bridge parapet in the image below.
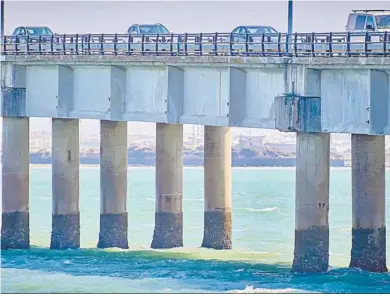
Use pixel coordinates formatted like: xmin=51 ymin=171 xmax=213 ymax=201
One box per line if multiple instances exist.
xmin=1 ymin=31 xmax=390 ymax=57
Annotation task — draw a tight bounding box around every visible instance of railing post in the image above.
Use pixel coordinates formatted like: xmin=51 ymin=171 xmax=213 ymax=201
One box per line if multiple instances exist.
xmin=38 ymin=35 xmax=42 ymax=55
xmin=184 ymin=33 xmax=188 ymax=56
xmin=155 ymin=33 xmax=159 ymax=56
xmin=51 ymin=35 xmax=54 ymax=55
xmin=261 ymin=33 xmax=265 ymax=56
xmin=15 ymin=36 xmax=18 ymax=55
xmin=311 ymin=32 xmax=315 ymax=57
xmin=114 ymin=33 xmax=118 ymax=56
xmin=245 ymin=32 xmax=249 ymax=56
xmin=293 ymin=32 xmax=297 ymax=57
xmin=177 ymin=34 xmax=181 ymax=55
xmin=3 ymin=35 xmax=6 ymax=55
xmin=279 ymin=32 xmax=283 ymax=57
xmin=170 ymin=33 xmax=173 ymax=56
xmin=63 ymin=34 xmax=66 ymax=55
xmin=141 ymin=34 xmax=145 ymax=55
xmin=88 ymin=34 xmax=91 ymax=55
xmin=100 ymin=33 xmax=104 ymax=55
xmin=26 ymin=35 xmax=29 ymax=55
xmin=364 ymin=32 xmax=369 ymax=57
xmin=329 ymin=32 xmax=333 ymax=57
xmin=128 ymin=34 xmax=132 ymax=55
xmin=385 ymin=31 xmax=388 ymax=57
xmin=229 ymin=32 xmax=233 ymax=56
xmin=199 ymin=32 xmax=203 ymax=56
xmin=346 ymin=31 xmax=351 ymax=57
xmin=214 ymin=32 xmax=218 ymax=56
xmin=75 ymin=34 xmax=78 ymax=55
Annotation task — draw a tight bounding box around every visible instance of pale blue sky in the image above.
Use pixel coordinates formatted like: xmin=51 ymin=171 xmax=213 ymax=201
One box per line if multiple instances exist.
xmin=2 ymin=0 xmax=390 ymax=137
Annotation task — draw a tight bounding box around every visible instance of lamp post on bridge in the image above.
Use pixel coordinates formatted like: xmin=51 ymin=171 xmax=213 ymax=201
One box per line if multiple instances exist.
xmin=288 ymin=0 xmax=293 ymax=34
xmin=1 ymin=0 xmax=4 ymax=38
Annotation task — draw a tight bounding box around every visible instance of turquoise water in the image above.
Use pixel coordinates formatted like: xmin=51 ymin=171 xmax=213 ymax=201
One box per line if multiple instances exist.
xmin=1 ymin=167 xmax=390 ymax=293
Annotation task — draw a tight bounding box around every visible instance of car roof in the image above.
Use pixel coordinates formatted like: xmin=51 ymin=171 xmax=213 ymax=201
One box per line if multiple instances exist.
xmin=351 ymin=10 xmax=390 ymax=16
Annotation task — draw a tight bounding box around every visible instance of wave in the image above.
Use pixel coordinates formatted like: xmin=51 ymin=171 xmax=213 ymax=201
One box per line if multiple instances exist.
xmin=228 ymin=286 xmax=312 ymax=293
xmin=245 ymin=207 xmax=278 ymax=212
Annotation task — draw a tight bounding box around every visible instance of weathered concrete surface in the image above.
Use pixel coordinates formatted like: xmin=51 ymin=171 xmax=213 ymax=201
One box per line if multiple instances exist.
xmin=1 ymin=211 xmax=29 ymax=250
xmin=202 ymin=211 xmax=232 ymax=250
xmin=350 ymin=134 xmax=387 ymax=272
xmin=1 ymin=117 xmax=30 ymax=249
xmin=202 ymin=126 xmax=232 ymax=250
xmin=292 ymin=132 xmax=330 ymax=273
xmin=151 ymin=212 xmax=183 ymax=249
xmin=152 ymin=123 xmax=183 ymax=249
xmin=51 ymin=118 xmax=80 ymax=249
xmin=97 ymin=213 xmax=129 ymax=249
xmin=98 ymin=120 xmax=128 ymax=249
xmin=50 ymin=213 xmax=80 ymax=249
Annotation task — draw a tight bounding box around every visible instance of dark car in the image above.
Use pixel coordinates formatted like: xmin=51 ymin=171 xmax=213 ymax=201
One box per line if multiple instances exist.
xmin=12 ymin=26 xmax=54 ymax=43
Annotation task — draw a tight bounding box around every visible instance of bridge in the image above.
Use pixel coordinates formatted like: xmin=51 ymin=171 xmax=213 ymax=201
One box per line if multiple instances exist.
xmin=1 ymin=31 xmax=390 ymax=273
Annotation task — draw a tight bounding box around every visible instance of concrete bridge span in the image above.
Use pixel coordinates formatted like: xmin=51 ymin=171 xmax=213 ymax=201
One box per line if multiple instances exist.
xmin=1 ymin=50 xmax=390 ymax=273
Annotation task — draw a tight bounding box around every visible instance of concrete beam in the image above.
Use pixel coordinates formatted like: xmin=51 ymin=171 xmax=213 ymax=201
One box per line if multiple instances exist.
xmin=292 ymin=132 xmax=330 ymax=272
xmin=350 ymin=134 xmax=387 ymax=272
xmin=151 ymin=123 xmax=183 ymax=249
xmin=50 ymin=119 xmax=80 ymax=249
xmin=98 ymin=120 xmax=128 ymax=249
xmin=1 ymin=117 xmax=30 ymax=249
xmin=202 ymin=126 xmax=232 ymax=250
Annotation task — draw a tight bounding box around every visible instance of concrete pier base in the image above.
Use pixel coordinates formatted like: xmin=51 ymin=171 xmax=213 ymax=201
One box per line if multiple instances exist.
xmin=97 ymin=213 xmax=129 ymax=249
xmin=350 ymin=134 xmax=387 ymax=272
xmin=202 ymin=126 xmax=232 ymax=250
xmin=1 ymin=211 xmax=29 ymax=250
xmin=292 ymin=132 xmax=330 ymax=273
xmin=50 ymin=213 xmax=80 ymax=249
xmin=50 ymin=119 xmax=80 ymax=249
xmin=98 ymin=120 xmax=128 ymax=249
xmin=151 ymin=123 xmax=183 ymax=249
xmin=1 ymin=117 xmax=30 ymax=250
xmin=202 ymin=211 xmax=232 ymax=249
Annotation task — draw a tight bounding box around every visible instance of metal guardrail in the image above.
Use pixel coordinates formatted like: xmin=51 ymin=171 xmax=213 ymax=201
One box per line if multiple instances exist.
xmin=1 ymin=32 xmax=390 ymax=57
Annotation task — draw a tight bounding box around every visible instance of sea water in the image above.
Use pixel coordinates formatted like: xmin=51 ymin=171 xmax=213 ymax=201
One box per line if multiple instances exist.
xmin=1 ymin=167 xmax=390 ymax=293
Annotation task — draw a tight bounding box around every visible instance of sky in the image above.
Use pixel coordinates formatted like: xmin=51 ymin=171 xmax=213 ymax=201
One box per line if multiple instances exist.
xmin=2 ymin=0 xmax=390 ymax=138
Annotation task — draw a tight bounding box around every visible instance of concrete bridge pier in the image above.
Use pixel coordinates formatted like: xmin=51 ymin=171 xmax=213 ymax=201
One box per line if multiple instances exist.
xmin=292 ymin=132 xmax=330 ymax=272
xmin=151 ymin=123 xmax=183 ymax=249
xmin=1 ymin=117 xmax=30 ymax=249
xmin=350 ymin=134 xmax=387 ymax=272
xmin=98 ymin=120 xmax=129 ymax=249
xmin=50 ymin=119 xmax=80 ymax=249
xmin=201 ymin=126 xmax=232 ymax=250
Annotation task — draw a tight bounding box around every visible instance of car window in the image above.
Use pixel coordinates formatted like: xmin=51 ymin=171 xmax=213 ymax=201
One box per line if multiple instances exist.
xmin=19 ymin=28 xmax=26 ymax=35
xmin=375 ymin=15 xmax=390 ymax=29
xmin=25 ymin=27 xmax=53 ymax=35
xmin=239 ymin=27 xmax=246 ymax=34
xmin=128 ymin=26 xmax=137 ymax=34
xmin=139 ymin=25 xmax=169 ymax=34
xmin=355 ymin=15 xmax=366 ymax=30
xmin=232 ymin=27 xmax=240 ymax=34
xmin=246 ymin=27 xmax=276 ymax=34
xmin=366 ymin=16 xmax=375 ymax=29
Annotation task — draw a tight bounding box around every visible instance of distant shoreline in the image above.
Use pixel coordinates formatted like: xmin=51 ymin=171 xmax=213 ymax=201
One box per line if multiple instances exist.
xmin=24 ymin=164 xmax=353 ymax=169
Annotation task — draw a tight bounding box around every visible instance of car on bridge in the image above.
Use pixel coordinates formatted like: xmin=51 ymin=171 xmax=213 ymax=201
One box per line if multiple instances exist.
xmin=346 ymin=10 xmax=390 ymax=33
xmin=11 ymin=26 xmax=54 ymax=43
xmin=231 ymin=25 xmax=278 ymax=42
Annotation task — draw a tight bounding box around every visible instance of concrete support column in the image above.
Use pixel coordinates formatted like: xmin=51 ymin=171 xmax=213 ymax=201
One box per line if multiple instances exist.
xmin=50 ymin=119 xmax=80 ymax=249
xmin=98 ymin=120 xmax=128 ymax=249
xmin=1 ymin=117 xmax=30 ymax=249
xmin=350 ymin=134 xmax=387 ymax=272
xmin=292 ymin=132 xmax=330 ymax=272
xmin=202 ymin=126 xmax=232 ymax=250
xmin=151 ymin=123 xmax=183 ymax=249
